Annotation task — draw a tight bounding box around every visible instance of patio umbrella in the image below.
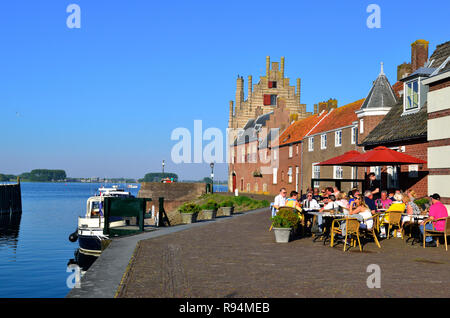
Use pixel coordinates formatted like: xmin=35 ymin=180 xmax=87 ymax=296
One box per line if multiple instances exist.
xmin=340 ymin=146 xmax=426 ymax=167
xmin=316 ymin=150 xmax=362 ymax=166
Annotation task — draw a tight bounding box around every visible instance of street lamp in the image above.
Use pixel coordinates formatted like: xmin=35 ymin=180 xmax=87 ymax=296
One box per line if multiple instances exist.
xmin=162 ymin=160 xmax=165 ymax=176
xmin=210 ymin=162 xmax=215 ymax=194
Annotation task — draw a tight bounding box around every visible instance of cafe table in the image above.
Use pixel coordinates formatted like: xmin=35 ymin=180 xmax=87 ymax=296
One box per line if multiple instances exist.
xmin=402 ymin=213 xmax=429 ymax=245
xmin=306 ymin=210 xmax=347 ymax=245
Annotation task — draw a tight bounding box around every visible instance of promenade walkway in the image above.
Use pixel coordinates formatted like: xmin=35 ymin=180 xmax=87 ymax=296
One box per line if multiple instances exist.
xmin=118 ymin=208 xmax=450 ymax=298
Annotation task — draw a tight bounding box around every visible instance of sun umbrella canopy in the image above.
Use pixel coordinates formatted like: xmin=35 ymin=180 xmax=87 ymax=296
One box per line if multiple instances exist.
xmin=340 ymin=146 xmax=427 ymax=167
xmin=316 ymin=150 xmax=362 ymax=166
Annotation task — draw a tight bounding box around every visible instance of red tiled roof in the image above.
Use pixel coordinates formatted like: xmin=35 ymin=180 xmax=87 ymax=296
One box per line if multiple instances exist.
xmin=278 ymin=112 xmax=328 ymax=147
xmin=308 ymin=98 xmax=365 ymax=136
xmin=392 ymin=81 xmax=403 ymax=99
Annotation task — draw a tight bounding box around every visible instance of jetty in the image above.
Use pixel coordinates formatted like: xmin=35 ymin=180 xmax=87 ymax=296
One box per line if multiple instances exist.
xmin=0 ymin=178 xmax=22 ymax=215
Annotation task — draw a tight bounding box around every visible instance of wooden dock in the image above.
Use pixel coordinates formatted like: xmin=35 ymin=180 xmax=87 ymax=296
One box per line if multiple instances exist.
xmin=0 ymin=178 xmax=22 ymax=214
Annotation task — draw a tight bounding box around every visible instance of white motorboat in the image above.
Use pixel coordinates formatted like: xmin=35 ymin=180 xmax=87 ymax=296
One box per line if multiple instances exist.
xmin=68 ymin=185 xmax=134 ymax=254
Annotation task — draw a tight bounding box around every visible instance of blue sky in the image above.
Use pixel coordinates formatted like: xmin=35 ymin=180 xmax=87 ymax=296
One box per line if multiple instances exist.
xmin=0 ymin=0 xmax=448 ymax=180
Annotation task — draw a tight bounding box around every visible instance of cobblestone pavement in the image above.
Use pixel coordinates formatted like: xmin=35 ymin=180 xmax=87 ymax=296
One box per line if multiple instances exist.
xmin=118 ymin=209 xmax=450 ymax=298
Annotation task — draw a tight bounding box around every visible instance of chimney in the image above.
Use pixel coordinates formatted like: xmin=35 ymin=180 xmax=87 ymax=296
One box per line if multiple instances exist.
xmin=266 ymin=56 xmax=270 ymax=78
xmin=247 ymin=75 xmax=252 ymax=99
xmin=236 ymin=76 xmax=244 ymax=109
xmin=296 ymin=78 xmax=301 ymax=104
xmin=314 ymin=103 xmax=318 ymax=114
xmin=411 ymin=39 xmax=429 ymax=72
xmin=397 ymin=62 xmax=412 ymax=80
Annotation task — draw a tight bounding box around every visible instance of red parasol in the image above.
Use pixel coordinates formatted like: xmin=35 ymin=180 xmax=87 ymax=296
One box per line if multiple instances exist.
xmin=316 ymin=150 xmax=362 ymax=166
xmin=340 ymin=146 xmax=426 ymax=166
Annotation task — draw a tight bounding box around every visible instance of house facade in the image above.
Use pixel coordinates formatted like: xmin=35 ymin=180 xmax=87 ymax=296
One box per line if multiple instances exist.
xmin=360 ymin=40 xmax=450 ymax=198
xmin=422 ymin=41 xmax=450 ymax=210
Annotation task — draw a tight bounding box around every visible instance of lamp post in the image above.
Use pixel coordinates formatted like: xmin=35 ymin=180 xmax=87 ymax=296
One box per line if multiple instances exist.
xmin=210 ymin=162 xmax=215 ymax=194
xmin=162 ymin=160 xmax=165 ymax=175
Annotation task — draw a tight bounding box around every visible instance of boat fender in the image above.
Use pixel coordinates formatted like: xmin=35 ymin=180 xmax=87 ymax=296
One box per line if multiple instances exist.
xmin=69 ymin=231 xmax=78 ymax=242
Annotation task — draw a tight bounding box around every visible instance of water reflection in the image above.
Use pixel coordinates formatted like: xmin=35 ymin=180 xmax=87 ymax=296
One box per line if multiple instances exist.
xmin=68 ymin=249 xmax=98 ymax=272
xmin=0 ymin=212 xmax=22 ymax=251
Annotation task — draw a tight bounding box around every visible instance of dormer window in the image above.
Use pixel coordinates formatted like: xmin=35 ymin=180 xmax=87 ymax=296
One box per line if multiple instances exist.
xmin=405 ymin=80 xmax=419 ymax=111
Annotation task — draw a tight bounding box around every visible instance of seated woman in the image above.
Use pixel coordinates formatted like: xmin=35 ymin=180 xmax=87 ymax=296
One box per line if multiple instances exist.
xmin=336 ymin=192 xmax=350 ymax=215
xmin=348 ymin=195 xmax=373 ymax=230
xmin=380 ymin=193 xmax=405 ymax=238
xmin=401 ymin=190 xmax=422 ymax=227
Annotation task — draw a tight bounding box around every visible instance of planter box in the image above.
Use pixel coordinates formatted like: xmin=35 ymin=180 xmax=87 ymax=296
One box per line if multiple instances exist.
xmin=221 ymin=207 xmax=234 ymax=216
xmin=273 ymin=227 xmax=292 ymax=243
xmin=202 ymin=209 xmax=217 ymax=220
xmin=180 ymin=213 xmax=197 ymax=224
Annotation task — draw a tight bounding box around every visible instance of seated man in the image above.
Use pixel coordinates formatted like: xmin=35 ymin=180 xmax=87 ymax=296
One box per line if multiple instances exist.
xmin=302 ymin=191 xmax=320 ymax=211
xmin=376 ymin=190 xmax=393 ymax=210
xmin=364 ymin=190 xmax=377 ymax=214
xmin=272 ymin=188 xmax=287 ymax=217
xmin=285 ymin=191 xmax=302 ymax=212
xmin=315 ymin=195 xmax=338 ymax=233
xmin=420 ymin=193 xmax=449 ymax=247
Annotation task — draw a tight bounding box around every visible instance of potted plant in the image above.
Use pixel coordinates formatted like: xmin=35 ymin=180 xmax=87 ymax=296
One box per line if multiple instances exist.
xmin=271 ymin=208 xmax=300 ymax=243
xmin=178 ymin=202 xmax=201 ymax=224
xmin=201 ymin=200 xmax=219 ymax=220
xmin=220 ymin=200 xmax=234 ymax=216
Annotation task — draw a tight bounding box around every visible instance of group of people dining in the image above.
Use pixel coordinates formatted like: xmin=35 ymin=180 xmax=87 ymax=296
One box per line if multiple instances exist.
xmin=272 ymin=173 xmax=449 ymax=247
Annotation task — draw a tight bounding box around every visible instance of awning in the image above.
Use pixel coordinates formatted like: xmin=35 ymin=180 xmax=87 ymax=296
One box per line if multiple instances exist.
xmin=316 ymin=150 xmax=362 ymax=166
xmin=340 ymin=146 xmax=426 ymax=167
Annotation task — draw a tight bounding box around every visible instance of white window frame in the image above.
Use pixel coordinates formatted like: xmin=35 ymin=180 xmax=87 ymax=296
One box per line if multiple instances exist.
xmin=335 ymin=130 xmax=342 ymax=147
xmin=351 ymin=167 xmax=357 ymax=188
xmin=312 ymin=163 xmax=320 ymax=188
xmin=404 ymin=79 xmax=420 ymax=112
xmin=360 ymin=119 xmax=364 ymax=134
xmin=289 ymin=145 xmax=293 ymax=158
xmin=308 ymin=137 xmax=314 ymax=152
xmin=333 ymin=166 xmax=343 ymax=179
xmin=408 ymin=165 xmax=418 ymax=178
xmin=370 ymin=166 xmax=381 ymax=180
xmin=288 ymin=167 xmax=293 ymax=184
xmin=351 ymin=126 xmax=357 ymax=145
xmin=320 ymin=134 xmax=327 ymax=150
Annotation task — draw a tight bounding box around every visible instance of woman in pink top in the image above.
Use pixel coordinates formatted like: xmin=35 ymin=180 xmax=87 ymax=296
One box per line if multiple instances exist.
xmin=420 ymin=193 xmax=449 ymax=247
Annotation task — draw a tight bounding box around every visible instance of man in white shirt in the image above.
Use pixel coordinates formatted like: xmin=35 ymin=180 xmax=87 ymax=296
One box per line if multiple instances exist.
xmin=272 ymin=188 xmax=287 ymax=216
xmin=302 ymin=191 xmax=320 ymax=211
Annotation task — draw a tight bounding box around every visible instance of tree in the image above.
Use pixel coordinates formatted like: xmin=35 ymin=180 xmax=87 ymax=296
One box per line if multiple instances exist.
xmin=139 ymin=172 xmax=178 ymax=183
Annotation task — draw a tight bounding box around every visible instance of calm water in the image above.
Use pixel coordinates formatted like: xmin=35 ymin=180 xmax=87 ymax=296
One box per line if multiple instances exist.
xmin=0 ymin=182 xmax=226 ymax=298
xmin=0 ymin=182 xmax=140 ymax=298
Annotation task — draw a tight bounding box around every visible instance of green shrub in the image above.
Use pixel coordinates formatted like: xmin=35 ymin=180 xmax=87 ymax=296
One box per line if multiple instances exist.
xmin=272 ymin=208 xmax=300 ymax=229
xmin=178 ymin=202 xmax=201 ymax=214
xmin=271 ymin=215 xmax=294 ymax=228
xmin=201 ymin=199 xmax=218 ymax=210
xmin=232 ymin=196 xmax=252 ymax=206
xmin=414 ymin=198 xmax=429 ymax=207
xmin=220 ymin=200 xmax=234 ymax=208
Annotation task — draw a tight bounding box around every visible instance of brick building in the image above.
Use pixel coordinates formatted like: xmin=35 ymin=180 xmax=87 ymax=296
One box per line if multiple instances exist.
xmin=422 ymin=41 xmax=450 ymax=210
xmin=360 ymin=40 xmax=450 ymax=198
xmin=228 ymin=98 xmax=291 ymax=194
xmin=302 ymin=99 xmax=365 ymax=193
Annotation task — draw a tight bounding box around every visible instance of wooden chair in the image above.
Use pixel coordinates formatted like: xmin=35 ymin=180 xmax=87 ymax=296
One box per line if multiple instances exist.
xmin=423 ymin=217 xmax=450 ymax=251
xmin=330 ymin=217 xmax=346 ymax=248
xmin=360 ymin=213 xmax=381 ymax=249
xmin=343 ymin=218 xmax=362 ymax=252
xmin=384 ymin=211 xmax=404 ymax=239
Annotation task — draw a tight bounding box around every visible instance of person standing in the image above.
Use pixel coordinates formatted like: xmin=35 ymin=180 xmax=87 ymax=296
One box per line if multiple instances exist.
xmin=368 ymin=172 xmax=380 ymax=200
